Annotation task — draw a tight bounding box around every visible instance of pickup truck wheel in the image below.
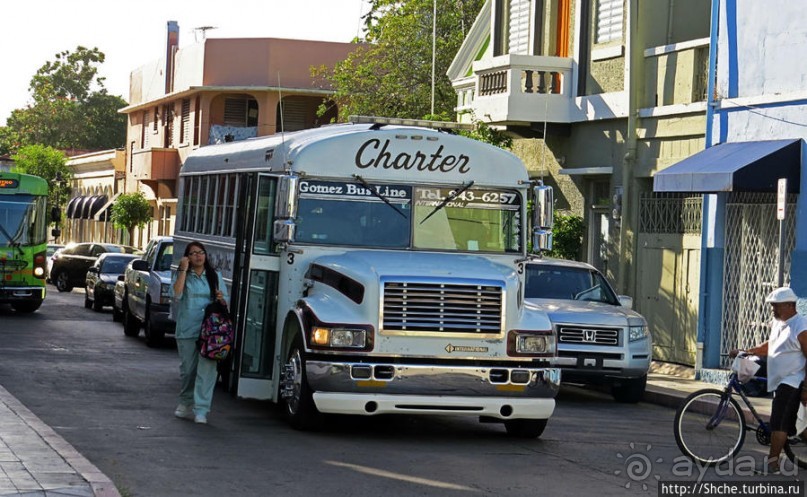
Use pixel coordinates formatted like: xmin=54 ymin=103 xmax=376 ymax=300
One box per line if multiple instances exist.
xmin=612 ymin=375 xmax=647 ymax=403
xmin=504 ymin=418 xmax=548 ymax=438
xmin=122 ymin=298 xmax=141 ymax=337
xmin=144 ymin=304 xmax=165 ymax=348
xmin=54 ymin=272 xmax=72 ymax=293
xmin=281 ymin=335 xmax=321 ymax=430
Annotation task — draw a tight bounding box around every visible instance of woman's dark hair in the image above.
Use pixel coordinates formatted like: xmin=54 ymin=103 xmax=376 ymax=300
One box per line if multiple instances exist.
xmin=184 ymin=241 xmax=218 ymax=299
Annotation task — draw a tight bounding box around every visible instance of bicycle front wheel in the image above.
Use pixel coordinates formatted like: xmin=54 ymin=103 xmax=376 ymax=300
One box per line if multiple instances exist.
xmin=674 ymin=389 xmax=746 ymax=465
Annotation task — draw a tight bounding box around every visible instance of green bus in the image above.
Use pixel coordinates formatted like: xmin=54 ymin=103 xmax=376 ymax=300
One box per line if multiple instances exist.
xmin=0 ymin=171 xmax=49 ymax=313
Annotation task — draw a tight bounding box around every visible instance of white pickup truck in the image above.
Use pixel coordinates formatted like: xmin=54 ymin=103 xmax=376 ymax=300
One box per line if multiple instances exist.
xmin=523 ymin=258 xmax=652 ymax=403
xmin=122 ymin=236 xmax=175 ymax=347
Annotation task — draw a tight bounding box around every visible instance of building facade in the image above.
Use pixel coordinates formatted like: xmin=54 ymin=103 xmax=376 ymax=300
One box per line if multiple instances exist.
xmin=450 ymin=0 xmax=711 ymax=365
xmin=63 ymin=149 xmax=126 ymax=245
xmin=118 ymin=22 xmax=357 ymax=246
xmin=654 ymin=0 xmax=805 ymax=372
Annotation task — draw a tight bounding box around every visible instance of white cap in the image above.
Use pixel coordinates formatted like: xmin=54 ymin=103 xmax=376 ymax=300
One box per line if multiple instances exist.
xmin=765 ymin=287 xmax=798 ymax=303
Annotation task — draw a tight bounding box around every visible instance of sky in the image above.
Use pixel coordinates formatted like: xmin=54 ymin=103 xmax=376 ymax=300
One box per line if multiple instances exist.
xmin=0 ymin=0 xmax=370 ymax=126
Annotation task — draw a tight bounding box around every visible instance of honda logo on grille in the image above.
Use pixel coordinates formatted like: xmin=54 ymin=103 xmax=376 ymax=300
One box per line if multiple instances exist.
xmin=583 ymin=329 xmax=596 ymax=343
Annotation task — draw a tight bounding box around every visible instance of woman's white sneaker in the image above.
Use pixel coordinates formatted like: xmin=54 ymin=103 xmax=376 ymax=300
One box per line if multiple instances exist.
xmin=174 ymin=404 xmax=194 ymax=420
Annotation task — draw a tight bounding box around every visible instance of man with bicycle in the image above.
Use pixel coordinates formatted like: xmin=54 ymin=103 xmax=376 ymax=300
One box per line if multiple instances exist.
xmin=730 ymin=286 xmax=807 ymax=474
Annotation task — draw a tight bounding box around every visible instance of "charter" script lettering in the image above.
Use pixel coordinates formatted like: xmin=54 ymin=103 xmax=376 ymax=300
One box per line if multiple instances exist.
xmin=355 ymin=138 xmax=471 ymax=174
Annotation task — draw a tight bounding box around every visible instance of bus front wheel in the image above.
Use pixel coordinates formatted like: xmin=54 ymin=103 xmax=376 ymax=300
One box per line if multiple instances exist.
xmin=281 ymin=335 xmax=320 ymax=430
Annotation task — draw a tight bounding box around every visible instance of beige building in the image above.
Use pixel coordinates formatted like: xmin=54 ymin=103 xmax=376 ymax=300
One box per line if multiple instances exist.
xmin=63 ymin=149 xmax=126 ymax=245
xmin=450 ymin=0 xmax=711 ymax=365
xmin=119 ymin=21 xmax=357 ymax=246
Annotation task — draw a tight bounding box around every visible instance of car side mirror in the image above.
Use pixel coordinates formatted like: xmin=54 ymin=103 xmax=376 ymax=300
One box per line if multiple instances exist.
xmin=618 ymin=295 xmax=633 ymax=309
xmin=131 ymin=259 xmax=150 ymax=271
xmin=117 ymin=274 xmax=125 ymax=282
xmin=87 ymin=267 xmax=99 ymax=274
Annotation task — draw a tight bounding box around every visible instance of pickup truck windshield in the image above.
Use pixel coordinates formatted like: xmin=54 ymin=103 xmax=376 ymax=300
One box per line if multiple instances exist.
xmin=525 ymin=264 xmax=619 ymax=305
xmin=294 ymin=180 xmax=522 ymax=253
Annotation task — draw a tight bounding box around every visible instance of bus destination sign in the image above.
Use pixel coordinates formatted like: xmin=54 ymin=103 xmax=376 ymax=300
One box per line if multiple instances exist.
xmin=0 ymin=179 xmax=19 ymax=189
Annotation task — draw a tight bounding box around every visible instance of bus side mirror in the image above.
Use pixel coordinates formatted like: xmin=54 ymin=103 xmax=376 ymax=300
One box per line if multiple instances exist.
xmin=51 ymin=207 xmax=60 ymax=223
xmin=531 ymin=184 xmax=554 ymax=253
xmin=275 ymin=175 xmax=299 ymax=219
xmin=273 ymin=219 xmax=296 ymax=243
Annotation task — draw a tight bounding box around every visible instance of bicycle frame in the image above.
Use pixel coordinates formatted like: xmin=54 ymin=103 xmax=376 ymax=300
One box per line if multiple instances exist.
xmin=715 ymin=373 xmax=769 ymax=435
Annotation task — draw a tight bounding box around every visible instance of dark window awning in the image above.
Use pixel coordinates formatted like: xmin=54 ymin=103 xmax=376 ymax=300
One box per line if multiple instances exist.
xmin=653 ymin=139 xmax=801 ymax=193
xmin=89 ymin=195 xmax=108 ymax=219
xmin=66 ymin=196 xmax=82 ymax=218
xmin=93 ymin=193 xmax=120 ymax=222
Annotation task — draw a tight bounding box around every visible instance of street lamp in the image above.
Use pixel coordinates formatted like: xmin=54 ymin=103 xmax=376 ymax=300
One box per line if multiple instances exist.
xmin=51 ymin=172 xmax=64 ymax=242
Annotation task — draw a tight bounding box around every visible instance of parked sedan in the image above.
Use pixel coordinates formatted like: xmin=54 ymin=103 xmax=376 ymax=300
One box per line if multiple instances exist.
xmin=50 ymin=242 xmax=141 ymax=293
xmin=85 ymin=253 xmax=141 ymax=311
xmin=112 ymin=271 xmax=128 ymax=322
xmin=45 ymin=244 xmax=64 ymax=282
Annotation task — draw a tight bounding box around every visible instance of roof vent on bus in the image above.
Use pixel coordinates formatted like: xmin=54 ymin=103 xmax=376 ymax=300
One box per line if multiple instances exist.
xmin=348 ymin=115 xmax=474 ymax=132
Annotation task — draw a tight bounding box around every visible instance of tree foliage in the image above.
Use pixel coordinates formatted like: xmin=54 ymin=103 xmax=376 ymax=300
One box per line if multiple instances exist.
xmin=110 ymin=192 xmax=153 ymax=244
xmin=0 ymin=46 xmax=127 ymax=153
xmin=549 ymin=213 xmax=586 ymax=261
xmin=11 ymin=145 xmax=71 ymax=224
xmin=315 ymin=0 xmax=484 ymax=120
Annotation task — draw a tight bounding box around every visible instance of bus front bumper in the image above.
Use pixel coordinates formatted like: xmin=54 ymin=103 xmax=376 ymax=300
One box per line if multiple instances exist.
xmin=306 ymin=361 xmax=560 ymax=419
xmin=0 ymin=286 xmax=45 ymax=304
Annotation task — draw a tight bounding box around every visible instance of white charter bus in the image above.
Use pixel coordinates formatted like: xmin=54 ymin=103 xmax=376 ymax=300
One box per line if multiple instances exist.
xmin=174 ymin=117 xmax=560 ymax=437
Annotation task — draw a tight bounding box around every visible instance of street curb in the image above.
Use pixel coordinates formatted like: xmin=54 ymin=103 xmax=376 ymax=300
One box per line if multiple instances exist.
xmin=0 ymin=384 xmax=121 ymax=497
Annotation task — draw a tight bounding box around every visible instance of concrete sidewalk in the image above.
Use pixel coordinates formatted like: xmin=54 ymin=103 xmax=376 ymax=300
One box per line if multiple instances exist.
xmin=0 ymin=385 xmax=119 ymax=497
xmin=644 ymin=361 xmax=772 ymax=420
xmin=0 ymin=362 xmax=768 ymax=497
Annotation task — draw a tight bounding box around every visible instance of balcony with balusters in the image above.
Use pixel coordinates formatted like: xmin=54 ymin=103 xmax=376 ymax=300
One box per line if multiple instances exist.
xmin=470 ymin=54 xmax=574 ymax=125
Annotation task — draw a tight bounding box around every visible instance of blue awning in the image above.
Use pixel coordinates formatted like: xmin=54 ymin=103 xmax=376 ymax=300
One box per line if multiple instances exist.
xmin=653 ymin=139 xmax=801 ymax=193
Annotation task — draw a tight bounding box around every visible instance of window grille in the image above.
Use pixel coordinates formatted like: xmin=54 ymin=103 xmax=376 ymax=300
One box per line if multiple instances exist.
xmin=639 ymin=192 xmax=702 ymax=234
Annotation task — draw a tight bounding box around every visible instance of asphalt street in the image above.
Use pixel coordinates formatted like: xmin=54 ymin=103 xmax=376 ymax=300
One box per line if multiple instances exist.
xmin=0 ymin=287 xmax=796 ymax=497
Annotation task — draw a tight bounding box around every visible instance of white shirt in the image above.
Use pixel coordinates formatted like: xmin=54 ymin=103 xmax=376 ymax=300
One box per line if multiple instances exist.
xmin=767 ymin=313 xmax=807 ymax=391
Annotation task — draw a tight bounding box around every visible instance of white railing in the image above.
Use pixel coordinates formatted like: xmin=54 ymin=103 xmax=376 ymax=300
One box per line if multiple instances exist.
xmin=471 ymin=54 xmax=574 ymax=123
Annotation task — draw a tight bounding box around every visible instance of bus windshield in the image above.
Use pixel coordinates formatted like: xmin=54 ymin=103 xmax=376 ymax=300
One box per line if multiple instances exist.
xmin=294 ymin=180 xmax=522 ymax=253
xmin=0 ymin=195 xmax=47 ymax=246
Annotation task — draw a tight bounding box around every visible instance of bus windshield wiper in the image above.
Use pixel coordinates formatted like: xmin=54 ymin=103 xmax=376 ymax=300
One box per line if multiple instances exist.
xmin=352 ymin=174 xmax=408 ymax=219
xmin=419 ymin=181 xmax=475 ymax=225
xmin=0 ymin=225 xmax=23 ymax=255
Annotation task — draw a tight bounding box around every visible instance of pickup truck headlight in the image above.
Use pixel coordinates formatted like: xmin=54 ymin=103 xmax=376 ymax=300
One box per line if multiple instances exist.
xmin=628 ymin=325 xmax=649 ymax=342
xmin=160 ymin=283 xmax=171 ymax=304
xmin=311 ymin=327 xmax=367 ymax=349
xmin=507 ymin=330 xmax=555 ymax=357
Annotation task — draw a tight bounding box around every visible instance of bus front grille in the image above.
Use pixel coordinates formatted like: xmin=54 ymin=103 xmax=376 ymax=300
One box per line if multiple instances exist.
xmin=382 ymin=281 xmax=503 ymax=334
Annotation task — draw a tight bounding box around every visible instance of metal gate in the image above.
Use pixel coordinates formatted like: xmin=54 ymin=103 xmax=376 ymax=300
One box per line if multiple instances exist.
xmin=720 ymin=192 xmax=797 ymax=367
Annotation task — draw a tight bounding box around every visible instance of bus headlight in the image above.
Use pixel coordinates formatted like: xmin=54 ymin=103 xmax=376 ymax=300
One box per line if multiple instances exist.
xmin=507 ymin=330 xmax=555 ymax=357
xmin=311 ymin=327 xmax=367 ymax=349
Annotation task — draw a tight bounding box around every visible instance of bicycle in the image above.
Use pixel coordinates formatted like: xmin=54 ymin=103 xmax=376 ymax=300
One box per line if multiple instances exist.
xmin=673 ymin=357 xmax=807 ymax=468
